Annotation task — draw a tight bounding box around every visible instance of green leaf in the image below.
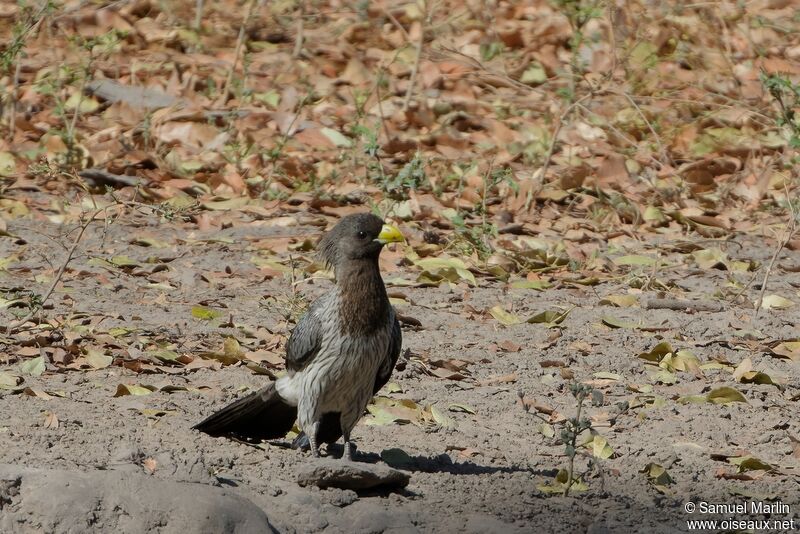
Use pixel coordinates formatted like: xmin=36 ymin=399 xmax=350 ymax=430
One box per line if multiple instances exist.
xmin=429 ymin=404 xmax=458 ymax=430
xmin=706 ymin=386 xmax=747 ymax=404
xmin=643 ymin=205 xmax=668 ymax=225
xmin=0 ymin=152 xmax=16 ymax=177
xmin=629 ymin=42 xmax=658 ymax=70
xmin=20 ymin=356 xmax=45 ymax=377
xmin=538 ymin=423 xmax=554 ymax=438
xmin=64 ymin=93 xmax=100 ymax=113
xmin=692 ymin=248 xmax=728 ymax=269
xmin=640 ymin=462 xmax=674 ymax=493
xmin=660 ymin=350 xmax=700 ymax=373
xmin=638 ymin=342 xmax=673 ymax=363
xmin=414 ymin=257 xmax=477 ymax=286
xmin=149 ymin=349 xmax=180 ymax=362
xmin=520 ymin=62 xmax=547 ymax=85
xmin=527 ymin=308 xmax=570 ymax=327
xmin=601 ymin=316 xmax=640 ymax=329
xmin=676 ymin=394 xmax=707 ymax=404
xmin=0 ymin=372 xmax=21 ymax=389
xmin=110 ymin=255 xmax=139 ymax=267
xmin=598 ymin=294 xmax=639 ymax=307
xmin=489 ymin=305 xmax=522 ymax=326
xmin=537 ymin=469 xmax=588 ymax=494
xmin=728 ymin=456 xmax=772 ymax=473
xmin=255 ymin=90 xmax=280 ymax=108
xmin=760 ymin=294 xmax=794 ymax=310
xmin=584 ymin=435 xmax=615 ymax=459
xmin=509 ymin=280 xmax=551 ymax=290
xmin=191 ymin=306 xmax=223 ymax=320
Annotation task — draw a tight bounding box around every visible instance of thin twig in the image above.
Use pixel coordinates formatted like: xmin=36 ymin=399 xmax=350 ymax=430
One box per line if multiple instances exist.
xmin=381 ymin=6 xmax=411 ymax=41
xmin=194 ymin=0 xmax=204 ymax=31
xmin=66 ymin=65 xmax=90 ymax=150
xmin=374 ymin=67 xmax=392 ymax=143
xmin=8 ymin=0 xmax=50 ymax=137
xmin=293 ymin=0 xmax=304 ymax=58
xmin=523 ymin=93 xmax=595 ymax=212
xmin=575 ymin=102 xmax=663 ymax=170
xmin=219 ymin=0 xmax=257 ymax=105
xmin=754 ymin=189 xmax=798 ymax=316
xmin=402 ymin=4 xmax=426 ymax=112
xmin=5 ymin=208 xmax=104 ymax=333
xmin=612 ymin=90 xmax=671 ymax=167
xmin=9 ymin=59 xmax=21 ymax=139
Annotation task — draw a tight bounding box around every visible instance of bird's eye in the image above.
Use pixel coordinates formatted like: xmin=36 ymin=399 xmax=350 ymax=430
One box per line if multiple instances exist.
xmin=357 ymin=231 xmax=367 ymax=239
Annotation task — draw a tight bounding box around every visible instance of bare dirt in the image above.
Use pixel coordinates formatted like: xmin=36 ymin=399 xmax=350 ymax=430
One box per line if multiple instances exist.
xmin=1 ymin=200 xmax=799 ymax=534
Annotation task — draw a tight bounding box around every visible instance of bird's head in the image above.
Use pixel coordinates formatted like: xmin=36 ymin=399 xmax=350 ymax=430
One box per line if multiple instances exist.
xmin=317 ymin=213 xmax=404 ymax=268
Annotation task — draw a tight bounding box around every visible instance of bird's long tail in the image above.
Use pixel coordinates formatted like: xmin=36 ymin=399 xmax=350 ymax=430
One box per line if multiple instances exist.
xmin=193 ymin=382 xmax=297 ymax=441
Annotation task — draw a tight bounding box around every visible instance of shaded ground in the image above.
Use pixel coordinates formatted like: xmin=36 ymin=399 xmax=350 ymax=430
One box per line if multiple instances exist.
xmin=0 ymin=200 xmax=798 ymax=533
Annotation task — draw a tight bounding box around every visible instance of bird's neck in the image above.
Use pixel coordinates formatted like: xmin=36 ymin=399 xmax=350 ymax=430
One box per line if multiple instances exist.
xmin=336 ymin=258 xmax=389 ymax=336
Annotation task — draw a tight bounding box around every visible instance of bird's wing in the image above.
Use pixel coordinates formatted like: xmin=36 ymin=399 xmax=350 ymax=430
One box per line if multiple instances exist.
xmin=373 ymin=314 xmax=402 ymax=394
xmin=285 ymin=295 xmax=328 ymax=372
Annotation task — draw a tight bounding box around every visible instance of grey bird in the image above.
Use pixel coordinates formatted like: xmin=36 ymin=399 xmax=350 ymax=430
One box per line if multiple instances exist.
xmin=193 ymin=213 xmax=404 ymax=461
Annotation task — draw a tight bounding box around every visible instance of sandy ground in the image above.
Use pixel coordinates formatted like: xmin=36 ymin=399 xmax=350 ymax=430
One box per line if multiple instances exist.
xmin=1 ymin=200 xmax=799 ymax=533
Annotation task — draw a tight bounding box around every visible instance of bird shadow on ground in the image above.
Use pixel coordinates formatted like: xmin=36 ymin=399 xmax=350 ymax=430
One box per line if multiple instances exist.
xmin=343 ymin=447 xmax=547 ymax=477
xmin=222 ymin=439 xmax=548 ymax=478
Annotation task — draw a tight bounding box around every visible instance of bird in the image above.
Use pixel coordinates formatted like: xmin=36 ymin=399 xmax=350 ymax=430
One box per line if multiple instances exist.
xmin=193 ymin=213 xmax=404 ymax=461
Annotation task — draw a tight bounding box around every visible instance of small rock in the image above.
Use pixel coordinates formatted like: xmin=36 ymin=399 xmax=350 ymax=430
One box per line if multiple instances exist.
xmin=321 ymin=487 xmax=359 ymax=507
xmin=296 ymin=459 xmax=410 ymax=491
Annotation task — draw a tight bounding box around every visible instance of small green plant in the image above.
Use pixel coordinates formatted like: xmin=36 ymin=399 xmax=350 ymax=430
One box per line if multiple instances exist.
xmin=0 ymin=1 xmax=57 ymax=74
xmin=448 ymin=166 xmax=517 ymax=261
xmin=479 ymin=41 xmax=504 ymax=62
xmin=31 ymin=30 xmax=126 ymax=170
xmin=761 ymin=72 xmax=800 ymax=151
xmin=560 ymin=382 xmax=595 ymax=496
xmin=551 ymin=0 xmax=603 ymax=99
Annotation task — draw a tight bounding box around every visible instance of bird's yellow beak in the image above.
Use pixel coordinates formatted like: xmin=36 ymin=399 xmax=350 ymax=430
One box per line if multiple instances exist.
xmin=376 ymin=224 xmax=404 ymax=245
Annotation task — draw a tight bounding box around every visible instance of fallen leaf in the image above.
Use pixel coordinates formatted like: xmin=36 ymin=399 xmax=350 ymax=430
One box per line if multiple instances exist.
xmin=20 ymin=356 xmax=45 ymax=377
xmin=706 ymin=386 xmax=748 ymax=404
xmin=114 ymin=384 xmax=156 ymax=397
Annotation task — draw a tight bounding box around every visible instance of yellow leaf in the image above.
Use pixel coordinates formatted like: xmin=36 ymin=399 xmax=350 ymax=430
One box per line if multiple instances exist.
xmin=489 ymin=305 xmax=521 ymax=325
xmin=760 ymin=294 xmax=794 ymax=310
xmin=706 ymin=386 xmax=747 ymax=404
xmin=114 ymin=384 xmax=156 ymax=397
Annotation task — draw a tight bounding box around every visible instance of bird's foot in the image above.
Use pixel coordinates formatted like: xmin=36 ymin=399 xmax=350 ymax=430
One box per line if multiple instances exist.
xmin=342 ymin=440 xmax=356 ymax=462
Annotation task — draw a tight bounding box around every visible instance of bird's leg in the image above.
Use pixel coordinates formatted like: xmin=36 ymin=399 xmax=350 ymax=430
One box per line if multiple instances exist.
xmin=342 ymin=430 xmax=354 ymax=462
xmin=340 ymin=407 xmax=361 ymax=461
xmin=308 ymin=421 xmax=321 ymax=458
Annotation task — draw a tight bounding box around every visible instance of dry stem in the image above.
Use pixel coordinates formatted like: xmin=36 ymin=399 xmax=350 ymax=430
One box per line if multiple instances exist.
xmin=219 ymin=0 xmax=257 ymax=104
xmin=5 ymin=208 xmax=104 ymax=333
